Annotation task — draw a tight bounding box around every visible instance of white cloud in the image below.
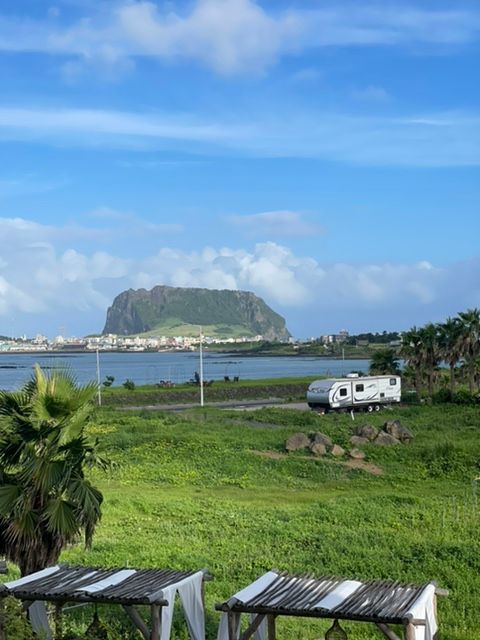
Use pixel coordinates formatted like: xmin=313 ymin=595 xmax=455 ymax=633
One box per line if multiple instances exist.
xmin=0 ymin=2 xmax=478 ymax=75
xmin=0 ymin=106 xmax=479 ymax=167
xmin=1 ymin=216 xmax=480 ymax=336
xmin=228 ymin=211 xmax=323 ymax=237
xmin=351 ymin=85 xmax=390 ymax=102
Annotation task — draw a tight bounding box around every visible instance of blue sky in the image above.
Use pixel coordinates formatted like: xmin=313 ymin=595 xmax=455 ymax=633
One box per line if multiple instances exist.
xmin=0 ymin=0 xmax=479 ymax=338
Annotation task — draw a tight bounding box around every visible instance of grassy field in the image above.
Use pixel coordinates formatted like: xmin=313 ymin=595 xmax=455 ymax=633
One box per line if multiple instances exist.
xmin=37 ymin=402 xmax=479 ymax=639
xmin=101 ymin=376 xmax=313 ymax=406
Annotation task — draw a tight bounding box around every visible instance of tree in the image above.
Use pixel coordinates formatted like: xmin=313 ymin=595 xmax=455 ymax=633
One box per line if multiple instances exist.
xmin=369 ymin=349 xmax=400 ymax=375
xmin=400 ymin=327 xmax=424 ymax=400
xmin=457 ymin=308 xmax=480 ymax=393
xmin=417 ymin=323 xmax=440 ymax=398
xmin=0 ymin=365 xmax=106 ymax=576
xmin=438 ymin=317 xmax=462 ymax=394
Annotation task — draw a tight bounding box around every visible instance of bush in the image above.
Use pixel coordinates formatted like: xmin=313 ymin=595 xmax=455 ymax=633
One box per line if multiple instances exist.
xmin=103 ymin=375 xmax=115 ymax=388
xmin=2 ymin=596 xmax=35 ymax=639
xmin=432 ymin=388 xmax=453 ymax=404
xmin=401 ymin=390 xmax=419 ymax=404
xmin=453 ymin=389 xmax=477 ymax=405
xmin=122 ymin=379 xmax=135 ymax=391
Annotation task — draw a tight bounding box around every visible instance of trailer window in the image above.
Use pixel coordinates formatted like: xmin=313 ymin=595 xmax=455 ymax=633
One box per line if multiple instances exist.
xmin=390 ymin=378 xmax=397 ymax=385
xmin=355 ymin=384 xmax=364 ymax=392
xmin=339 ymin=388 xmax=348 ymax=397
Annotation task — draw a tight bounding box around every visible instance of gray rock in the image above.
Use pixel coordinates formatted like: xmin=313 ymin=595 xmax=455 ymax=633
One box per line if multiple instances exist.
xmin=349 ymin=448 xmax=366 ymax=460
xmin=312 ymin=432 xmax=333 ymax=448
xmin=374 ymin=431 xmax=401 ymax=446
xmin=350 ymin=435 xmax=369 ymax=447
xmin=286 ymin=432 xmax=310 ymax=452
xmin=355 ymin=424 xmax=378 ymax=441
xmin=331 ymin=444 xmax=345 ymax=457
xmin=384 ymin=420 xmax=414 ymax=443
xmin=310 ymin=443 xmax=327 ymax=456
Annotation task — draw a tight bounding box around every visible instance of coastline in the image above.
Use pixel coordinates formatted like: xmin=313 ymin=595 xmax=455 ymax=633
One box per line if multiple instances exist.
xmin=0 ymin=348 xmax=371 ymax=360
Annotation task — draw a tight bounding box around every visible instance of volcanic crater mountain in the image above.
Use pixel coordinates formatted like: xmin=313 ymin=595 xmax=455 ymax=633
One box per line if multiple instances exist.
xmin=102 ymin=286 xmax=291 ymax=341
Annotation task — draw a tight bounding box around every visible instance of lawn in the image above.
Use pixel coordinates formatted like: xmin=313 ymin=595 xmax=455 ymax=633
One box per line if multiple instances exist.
xmin=50 ymin=405 xmax=480 ymax=638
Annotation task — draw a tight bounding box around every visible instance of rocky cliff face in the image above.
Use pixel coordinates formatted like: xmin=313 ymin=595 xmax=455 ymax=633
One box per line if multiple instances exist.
xmin=102 ymin=285 xmax=291 ymax=341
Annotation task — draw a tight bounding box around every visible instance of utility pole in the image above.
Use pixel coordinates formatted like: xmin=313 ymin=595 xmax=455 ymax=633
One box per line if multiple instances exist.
xmin=199 ymin=326 xmax=204 ymax=407
xmin=96 ymin=348 xmax=102 ymax=407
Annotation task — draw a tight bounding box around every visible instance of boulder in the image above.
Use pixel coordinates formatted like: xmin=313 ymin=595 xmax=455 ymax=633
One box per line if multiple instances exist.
xmin=310 ymin=443 xmax=327 ymax=456
xmin=350 ymin=435 xmax=369 ymax=447
xmin=331 ymin=444 xmax=345 ymax=457
xmin=384 ymin=420 xmax=414 ymax=443
xmin=312 ymin=432 xmax=333 ymax=448
xmin=349 ymin=448 xmax=366 ymax=460
xmin=355 ymin=424 xmax=378 ymax=441
xmin=286 ymin=432 xmax=310 ymax=452
xmin=374 ymin=431 xmax=401 ymax=446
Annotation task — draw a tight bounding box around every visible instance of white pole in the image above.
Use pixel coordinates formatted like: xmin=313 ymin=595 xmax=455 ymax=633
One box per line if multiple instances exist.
xmin=96 ymin=348 xmax=102 ymax=407
xmin=199 ymin=326 xmax=204 ymax=407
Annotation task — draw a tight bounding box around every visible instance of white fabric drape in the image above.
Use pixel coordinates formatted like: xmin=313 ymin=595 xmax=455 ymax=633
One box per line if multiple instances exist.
xmin=78 ymin=569 xmax=137 ymax=593
xmin=314 ymin=580 xmax=362 ymax=610
xmin=5 ymin=566 xmax=60 ymax=589
xmin=28 ymin=602 xmax=52 ymax=640
xmin=407 ymin=584 xmax=437 ymax=640
xmin=216 ymin=572 xmax=278 ymax=640
xmin=216 ymin=613 xmax=266 ymax=640
xmin=159 ymin=571 xmax=205 ymax=640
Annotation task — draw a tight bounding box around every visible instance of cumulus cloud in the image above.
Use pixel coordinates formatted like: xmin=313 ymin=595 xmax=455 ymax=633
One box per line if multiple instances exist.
xmin=1 ymin=216 xmax=480 ymax=335
xmin=0 ymin=2 xmax=479 ymax=75
xmin=228 ymin=211 xmax=323 ymax=237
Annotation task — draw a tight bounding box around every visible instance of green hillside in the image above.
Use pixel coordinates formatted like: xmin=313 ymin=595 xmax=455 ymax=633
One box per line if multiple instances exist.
xmin=139 ymin=319 xmax=255 ymax=338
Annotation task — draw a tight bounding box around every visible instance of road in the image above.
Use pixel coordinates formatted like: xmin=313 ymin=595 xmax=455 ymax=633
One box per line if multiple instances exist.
xmin=117 ymin=398 xmax=310 ymax=412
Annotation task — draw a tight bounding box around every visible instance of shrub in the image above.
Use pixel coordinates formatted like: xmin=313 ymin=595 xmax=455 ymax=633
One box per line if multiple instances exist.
xmin=453 ymin=389 xmax=477 ymax=405
xmin=103 ymin=375 xmax=115 ymax=388
xmin=123 ymin=379 xmax=135 ymax=391
xmin=432 ymin=388 xmax=453 ymax=404
xmin=2 ymin=596 xmax=35 ymax=639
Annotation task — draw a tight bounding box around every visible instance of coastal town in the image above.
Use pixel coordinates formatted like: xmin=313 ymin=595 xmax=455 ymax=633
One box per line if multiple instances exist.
xmin=0 ymin=331 xmax=355 ymax=353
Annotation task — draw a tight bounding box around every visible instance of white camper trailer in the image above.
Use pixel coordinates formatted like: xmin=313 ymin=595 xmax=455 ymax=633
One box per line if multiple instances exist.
xmin=307 ymin=375 xmax=401 ymax=413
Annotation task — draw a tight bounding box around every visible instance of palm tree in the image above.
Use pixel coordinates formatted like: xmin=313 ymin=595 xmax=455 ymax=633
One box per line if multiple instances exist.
xmin=438 ymin=317 xmax=462 ymax=394
xmin=418 ymin=323 xmax=440 ymax=398
xmin=0 ymin=365 xmax=106 ymax=576
xmin=369 ymin=348 xmax=401 ymax=375
xmin=457 ymin=308 xmax=480 ymax=393
xmin=400 ymin=327 xmax=424 ymax=400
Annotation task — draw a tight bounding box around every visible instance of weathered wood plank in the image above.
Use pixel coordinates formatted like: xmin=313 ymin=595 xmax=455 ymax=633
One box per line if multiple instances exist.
xmin=240 ymin=614 xmax=265 ymax=640
xmin=54 ymin=603 xmax=63 ymax=640
xmin=123 ymin=605 xmax=150 ymax=640
xmin=375 ymin=623 xmax=402 ymax=640
xmin=228 ymin=612 xmax=240 ymax=640
xmin=150 ymin=605 xmax=162 ymax=640
xmin=267 ymin=614 xmax=276 ymax=640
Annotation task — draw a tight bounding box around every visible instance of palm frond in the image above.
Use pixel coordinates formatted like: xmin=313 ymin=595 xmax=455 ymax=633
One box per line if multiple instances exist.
xmin=0 ymin=484 xmax=22 ymax=516
xmin=44 ymin=498 xmax=79 ymax=537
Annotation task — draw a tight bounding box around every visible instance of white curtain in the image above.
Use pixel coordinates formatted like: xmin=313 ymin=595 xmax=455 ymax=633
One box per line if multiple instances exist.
xmin=159 ymin=571 xmax=205 ymax=640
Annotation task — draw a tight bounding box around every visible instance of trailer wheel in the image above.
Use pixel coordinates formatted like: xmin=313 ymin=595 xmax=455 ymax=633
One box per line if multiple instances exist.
xmin=366 ymin=404 xmax=374 ymax=413
xmin=374 ymin=404 xmax=381 ymax=412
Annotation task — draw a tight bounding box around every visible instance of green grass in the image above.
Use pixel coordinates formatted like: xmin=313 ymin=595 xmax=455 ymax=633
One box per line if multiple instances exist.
xmin=138 ymin=319 xmax=255 ymax=339
xmin=30 ymin=403 xmax=476 ymax=639
xmin=101 ymin=376 xmax=314 ymax=406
